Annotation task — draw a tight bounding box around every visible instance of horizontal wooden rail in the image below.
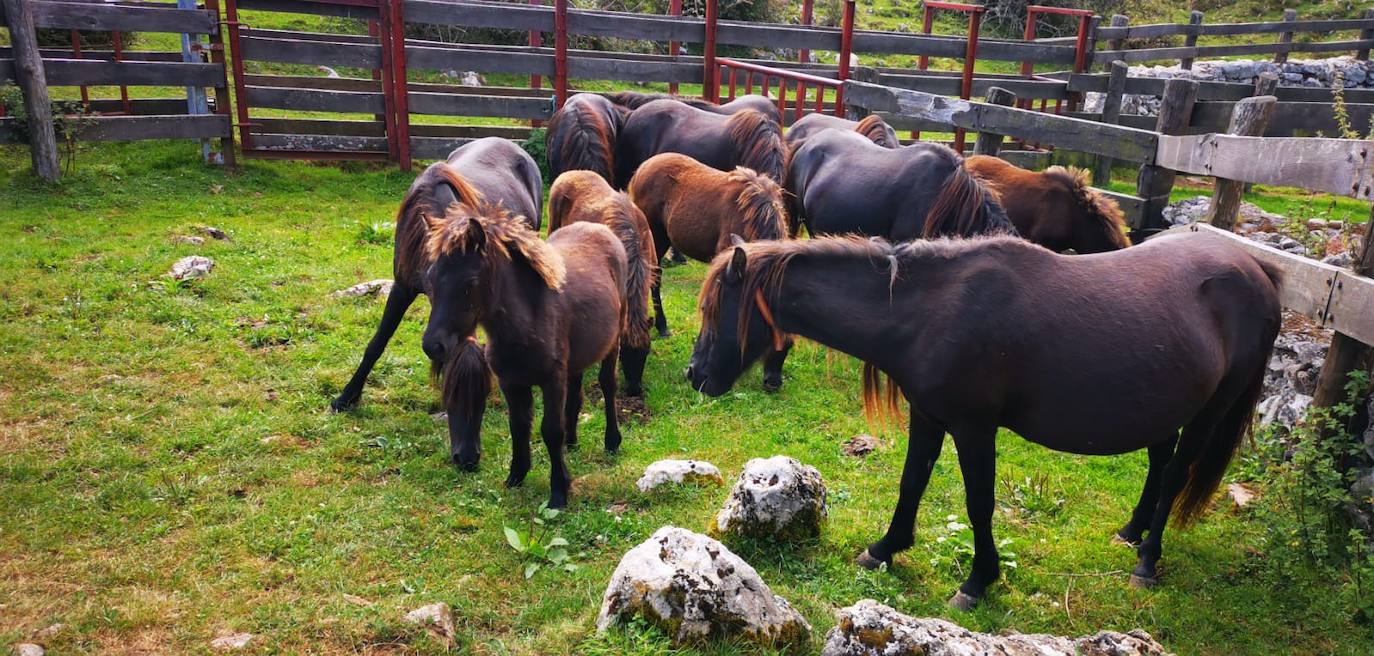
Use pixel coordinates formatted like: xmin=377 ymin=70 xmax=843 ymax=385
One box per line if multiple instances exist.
xmin=0 ymin=113 xmax=230 ymax=143
xmin=880 ymin=73 xmax=1069 ymax=100
xmin=0 ymin=58 xmax=223 ymax=87
xmin=407 ymin=91 xmax=552 ymax=119
xmin=1065 ymin=73 xmax=1374 ymax=104
xmin=0 ymin=1 xmax=217 ymax=33
xmin=1155 ymin=134 xmax=1374 ymax=200
xmin=1096 ymin=17 xmax=1374 ymax=40
xmin=1097 ymin=39 xmax=1374 ymax=63
xmin=245 ymin=85 xmax=385 ymax=114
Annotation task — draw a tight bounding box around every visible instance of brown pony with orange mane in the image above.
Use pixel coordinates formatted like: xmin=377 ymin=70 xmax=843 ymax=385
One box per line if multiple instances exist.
xmin=628 ymin=152 xmax=794 ymax=392
xmin=548 ymin=170 xmax=657 ymax=396
xmin=614 ymin=101 xmax=788 ymax=188
xmin=965 ymin=156 xmax=1130 ymax=253
xmin=331 ymin=137 xmax=541 ymax=426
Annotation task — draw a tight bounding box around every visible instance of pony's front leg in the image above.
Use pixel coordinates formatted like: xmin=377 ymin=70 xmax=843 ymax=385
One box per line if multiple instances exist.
xmin=760 ymin=337 xmax=793 ymax=393
xmin=563 ymin=371 xmax=584 ymax=450
xmin=540 ymin=380 xmax=573 ymax=509
xmin=1116 ymin=436 xmax=1178 ymax=546
xmin=501 ymin=383 xmax=534 ymax=489
xmin=599 ymin=347 xmax=622 ymax=453
xmin=331 ymin=281 xmax=418 ymax=411
xmin=859 ymin=412 xmax=945 ymax=568
xmin=949 ymin=426 xmax=1000 ymax=611
xmin=651 ymin=281 xmax=670 ymax=338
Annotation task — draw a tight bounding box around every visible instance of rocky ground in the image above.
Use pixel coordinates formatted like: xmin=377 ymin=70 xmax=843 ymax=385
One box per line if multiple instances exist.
xmin=1085 ymin=56 xmax=1374 ymax=116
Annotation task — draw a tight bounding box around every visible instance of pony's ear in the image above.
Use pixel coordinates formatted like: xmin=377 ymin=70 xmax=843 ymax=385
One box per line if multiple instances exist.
xmin=463 ymin=217 xmax=487 ymax=252
xmin=726 ymin=246 xmax=747 ymax=284
xmin=729 ymin=233 xmax=746 ymax=247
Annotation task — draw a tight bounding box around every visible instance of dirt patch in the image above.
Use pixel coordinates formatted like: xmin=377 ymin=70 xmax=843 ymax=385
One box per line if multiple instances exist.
xmin=584 ymin=382 xmax=651 ymax=424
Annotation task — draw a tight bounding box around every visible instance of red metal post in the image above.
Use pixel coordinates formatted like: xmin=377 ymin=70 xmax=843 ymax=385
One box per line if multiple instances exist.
xmin=777 ymin=79 xmax=787 ymax=116
xmin=836 ymin=0 xmax=854 ymax=115
xmin=529 ymin=0 xmax=544 ymax=126
xmin=744 ymin=72 xmax=753 ymax=95
xmin=113 ymin=31 xmax=132 ymax=114
xmin=703 ymin=0 xmax=718 ymax=102
xmin=554 ymin=0 xmax=568 ymax=107
xmin=377 ymin=0 xmax=399 ymax=163
xmin=222 ymin=0 xmax=253 ymax=151
xmin=201 ymin=0 xmax=235 ymax=166
xmin=389 ymin=0 xmax=411 ymax=170
xmin=954 ymin=9 xmax=982 ymax=153
xmin=799 ymin=0 xmax=813 ymax=65
xmin=70 ymin=31 xmax=90 ymax=106
xmin=794 ymin=82 xmax=805 ymax=121
xmin=728 ymin=67 xmax=737 ymax=100
xmin=668 ymin=0 xmax=682 ymax=94
xmin=918 ymin=6 xmax=933 ymax=70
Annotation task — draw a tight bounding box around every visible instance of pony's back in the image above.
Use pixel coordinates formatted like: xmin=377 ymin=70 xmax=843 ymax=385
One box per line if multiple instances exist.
xmin=547 ymin=94 xmax=625 ymax=187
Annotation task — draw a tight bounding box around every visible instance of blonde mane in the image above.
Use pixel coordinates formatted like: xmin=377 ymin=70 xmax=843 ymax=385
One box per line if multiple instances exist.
xmin=423 ymin=203 xmax=566 ymax=291
xmin=1043 ymin=166 xmax=1130 ymax=249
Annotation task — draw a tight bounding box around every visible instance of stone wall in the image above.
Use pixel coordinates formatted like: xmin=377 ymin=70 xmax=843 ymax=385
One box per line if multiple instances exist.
xmin=1085 ymin=56 xmax=1374 ymax=116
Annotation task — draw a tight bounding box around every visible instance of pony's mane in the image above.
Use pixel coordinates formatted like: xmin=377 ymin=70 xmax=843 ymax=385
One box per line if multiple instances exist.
xmin=606 ymin=90 xmax=720 ymax=111
xmin=547 ymin=97 xmax=617 ymax=185
xmin=726 ymin=110 xmax=787 ymax=183
xmin=727 ymin=166 xmax=788 ymax=241
xmin=855 ymin=114 xmax=897 ymax=148
xmin=1043 ymin=166 xmax=1131 ymax=249
xmin=924 ymin=149 xmax=1016 ymax=239
xmin=395 ymin=163 xmax=486 ymax=281
xmin=423 ymin=203 xmax=567 ymax=292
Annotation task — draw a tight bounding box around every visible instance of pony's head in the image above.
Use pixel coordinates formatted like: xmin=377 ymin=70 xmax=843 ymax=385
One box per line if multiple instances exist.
xmin=688 ymin=237 xmax=788 ymax=396
xmin=432 ymin=336 xmax=491 ymax=471
xmin=1043 ymin=166 xmax=1131 ymax=253
xmin=420 ymin=203 xmax=563 ymax=364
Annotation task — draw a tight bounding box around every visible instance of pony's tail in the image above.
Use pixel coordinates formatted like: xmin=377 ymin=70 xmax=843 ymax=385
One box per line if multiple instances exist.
xmin=855 ymin=114 xmax=898 ymax=148
xmin=547 ymin=102 xmax=615 ymax=185
xmin=922 ymin=162 xmax=1017 ymax=239
xmin=861 ymin=362 xmax=904 ymax=425
xmin=727 ymin=110 xmax=787 ymax=184
xmin=610 ymin=210 xmax=654 ymax=351
xmin=1171 ymin=351 xmax=1270 ymax=528
xmin=431 ymin=338 xmax=493 ymax=425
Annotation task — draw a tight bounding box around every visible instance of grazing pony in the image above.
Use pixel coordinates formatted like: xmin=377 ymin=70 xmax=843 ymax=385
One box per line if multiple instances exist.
xmin=629 ymin=152 xmax=793 ymax=392
xmin=331 ymin=137 xmax=542 ymax=415
xmin=785 ymin=128 xmax=1013 ymax=240
xmin=606 ymin=91 xmax=781 ymax=124
xmin=423 ymin=203 xmax=630 ymax=509
xmin=965 ymin=156 xmax=1131 ymax=253
xmin=786 ymin=113 xmax=899 ymax=149
xmin=687 ymin=232 xmax=1281 ymax=608
xmin=548 ymin=170 xmax=657 ymax=396
xmin=546 ymin=93 xmax=628 ymax=187
xmin=614 ymin=101 xmax=787 ymax=188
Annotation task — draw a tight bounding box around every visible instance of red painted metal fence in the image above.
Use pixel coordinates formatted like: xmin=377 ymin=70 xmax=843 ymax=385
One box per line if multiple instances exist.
xmin=916 ymin=1 xmax=985 ymax=152
xmin=717 ymin=58 xmax=844 ymax=121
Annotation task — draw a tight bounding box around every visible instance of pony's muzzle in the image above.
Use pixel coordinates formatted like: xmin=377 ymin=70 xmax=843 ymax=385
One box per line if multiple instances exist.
xmin=422 ymin=334 xmax=449 ymax=363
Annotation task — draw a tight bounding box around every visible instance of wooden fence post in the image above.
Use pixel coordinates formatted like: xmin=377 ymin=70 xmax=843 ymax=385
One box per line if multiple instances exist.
xmin=1311 ymin=212 xmax=1374 ymax=411
xmin=1240 ymin=72 xmax=1278 ymax=194
xmin=1105 ymin=14 xmax=1128 ymax=70
xmin=1133 ymin=77 xmax=1198 ymax=241
xmin=1359 ymin=8 xmax=1374 ymax=61
xmin=972 ymin=87 xmax=1015 ymax=156
xmin=1204 ymin=96 xmax=1276 ymax=231
xmin=202 ymin=0 xmax=236 ymax=168
xmin=1092 ymin=60 xmax=1128 ymax=187
xmin=1275 ymin=9 xmax=1296 ymax=64
xmin=2 ymin=0 xmax=60 ymax=182
xmin=1180 ymin=11 xmax=1202 ymax=70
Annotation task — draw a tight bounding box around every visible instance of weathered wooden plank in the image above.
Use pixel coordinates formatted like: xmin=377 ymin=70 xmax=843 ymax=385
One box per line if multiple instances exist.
xmin=1206 ymin=96 xmax=1277 ymax=230
xmin=252 ymin=133 xmax=387 ymax=152
xmin=21 ymin=2 xmax=216 ymax=34
xmin=1327 ymin=267 xmax=1374 ymax=350
xmin=407 ymin=91 xmax=552 ymax=119
xmin=244 ymin=74 xmax=383 ymax=93
xmin=1096 ymin=17 xmax=1374 ymax=39
xmin=85 ymin=97 xmax=202 ymax=114
xmin=879 ymin=73 xmax=1069 ymax=100
xmin=410 ymin=124 xmax=531 ymax=139
xmin=255 ymin=118 xmax=387 ymax=137
xmin=405 ymin=43 xmax=552 ymax=76
xmin=39 ymin=59 xmax=222 ymax=87
xmin=994 ymin=149 xmax=1051 ymax=170
xmin=1094 ymin=23 xmax=1194 ymax=40
xmin=1156 ymin=134 xmax=1374 ymax=199
xmin=1094 ymin=60 xmax=1128 ymax=187
xmin=405 ymin=0 xmax=550 ymax=32
xmin=245 ymin=86 xmax=384 ymax=114
xmin=240 ymin=35 xmax=381 ymax=68
xmin=973 ymin=87 xmax=1015 ymax=156
xmin=76 ymin=114 xmax=231 ymax=141
xmin=237 ymin=0 xmax=378 ymax=20
xmin=717 ymin=20 xmax=833 ymax=50
xmin=1136 ymin=78 xmax=1199 ymax=235
xmin=569 ymin=9 xmax=700 ymax=42
xmin=1068 ymin=73 xmax=1374 ymax=104
xmin=843 ymin=80 xmax=1159 ymax=163
xmin=1 ymin=47 xmax=186 ymax=62
xmin=242 ymin=27 xmax=376 ymax=45
xmin=571 ymin=55 xmax=699 ymax=83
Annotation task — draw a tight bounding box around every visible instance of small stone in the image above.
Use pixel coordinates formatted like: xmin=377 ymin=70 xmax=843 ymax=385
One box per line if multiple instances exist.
xmin=1306 ymin=219 xmax=1328 ymax=231
xmin=460 ymin=71 xmax=484 ymax=87
xmin=821 ymin=600 xmax=1172 ymax=656
xmin=636 ymin=459 xmax=724 ymax=492
xmin=431 ymin=411 xmax=448 ymax=423
xmin=202 ymin=226 xmax=230 ymax=240
xmin=597 ymin=526 xmax=810 ymax=649
xmin=167 ymin=255 xmax=214 ymax=281
xmin=1227 ymin=482 xmax=1257 ymax=509
xmin=714 ymin=456 xmax=827 ymax=539
xmin=343 ymin=593 xmax=374 ymax=607
xmin=175 ymin=235 xmax=206 ymax=246
xmin=1323 ymin=252 xmax=1353 ymax=268
xmin=14 ymin=645 xmax=44 ymax=656
xmin=209 ymin=633 xmax=254 ymax=651
xmin=331 ymin=279 xmax=394 ymax=299
xmin=842 ymin=434 xmax=880 ymax=457
xmin=32 ymin=624 xmax=65 ymax=641
xmin=404 ymin=603 xmax=456 ymax=645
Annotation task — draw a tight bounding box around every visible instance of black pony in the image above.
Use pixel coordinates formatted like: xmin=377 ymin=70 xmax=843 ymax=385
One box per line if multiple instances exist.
xmin=687 ymin=232 xmax=1281 ymax=608
xmin=546 ymin=93 xmax=628 ymax=187
xmin=784 ymin=128 xmax=1012 ymax=239
xmin=785 ymin=113 xmax=899 ymax=149
xmin=614 ymin=100 xmax=787 ymax=188
xmin=330 ymin=138 xmax=542 ymax=416
xmin=606 ymin=91 xmax=780 ymax=124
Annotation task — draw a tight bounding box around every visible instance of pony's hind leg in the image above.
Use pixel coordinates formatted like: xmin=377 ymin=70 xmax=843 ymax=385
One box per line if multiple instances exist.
xmin=1116 ymin=435 xmax=1179 ymax=546
xmin=501 ymin=383 xmax=535 ymax=489
xmin=564 ymin=371 xmax=585 ymax=450
xmin=651 ymin=281 xmax=670 ymax=338
xmin=599 ymin=348 xmax=623 ymax=453
xmin=539 ymin=379 xmax=573 ymax=509
xmin=330 ymin=282 xmax=419 ymax=411
xmin=949 ymin=425 xmax=1000 ymax=611
xmin=859 ymin=412 xmax=945 ymax=569
xmin=760 ymin=338 xmax=793 ymax=393
xmin=620 ymin=341 xmax=648 ymax=397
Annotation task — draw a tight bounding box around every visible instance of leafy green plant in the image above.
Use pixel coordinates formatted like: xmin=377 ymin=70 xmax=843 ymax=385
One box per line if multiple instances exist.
xmin=2 ymin=85 xmax=95 ymax=174
xmin=999 ymin=472 xmax=1065 ymax=520
xmin=521 ymin=128 xmax=551 ymax=186
xmin=355 ymin=220 xmax=395 ymax=245
xmin=927 ymin=514 xmax=1018 ymax=578
xmin=504 ymin=503 xmax=579 ymax=579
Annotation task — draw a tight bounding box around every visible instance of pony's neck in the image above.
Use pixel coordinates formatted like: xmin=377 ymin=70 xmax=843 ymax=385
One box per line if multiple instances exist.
xmin=479 ymin=256 xmax=546 ymax=349
xmin=771 ymin=253 xmax=919 ymax=368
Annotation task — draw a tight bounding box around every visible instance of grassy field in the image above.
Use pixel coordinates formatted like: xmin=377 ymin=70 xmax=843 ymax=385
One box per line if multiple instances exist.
xmin=2 ymin=138 xmax=1373 ymax=655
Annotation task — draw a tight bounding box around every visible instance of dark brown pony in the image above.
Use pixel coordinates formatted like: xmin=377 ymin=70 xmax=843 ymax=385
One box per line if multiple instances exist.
xmin=549 ymin=170 xmax=657 ymax=396
xmin=546 ymin=93 xmax=629 ymax=187
xmin=965 ymin=156 xmax=1130 ymax=253
xmin=423 ymin=203 xmax=630 ymax=509
xmin=786 ymin=113 xmax=899 ymax=149
xmin=628 ymin=152 xmax=793 ymax=392
xmin=687 ymin=232 xmax=1280 ymax=608
xmin=331 ymin=137 xmax=542 ymax=415
xmin=614 ymin=101 xmax=787 ymax=188
xmin=785 ymin=128 xmax=1013 ymax=240
xmin=606 ymin=91 xmax=781 ymax=124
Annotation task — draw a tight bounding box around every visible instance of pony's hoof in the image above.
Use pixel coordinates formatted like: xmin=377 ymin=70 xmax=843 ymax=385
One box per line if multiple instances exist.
xmin=504 ymin=472 xmax=528 ymax=488
xmin=855 ymin=549 xmax=887 ymax=570
xmin=329 ymin=395 xmax=358 ymax=413
xmin=452 ymin=458 xmax=479 ymax=473
xmin=947 ymin=591 xmax=980 ymax=612
xmin=1128 ymin=573 xmax=1158 ymax=589
xmin=762 ymin=378 xmax=783 ymax=393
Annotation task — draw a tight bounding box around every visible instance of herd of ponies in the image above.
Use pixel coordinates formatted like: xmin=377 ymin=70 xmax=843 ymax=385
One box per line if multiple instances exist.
xmin=329 ymin=91 xmax=1283 ymax=608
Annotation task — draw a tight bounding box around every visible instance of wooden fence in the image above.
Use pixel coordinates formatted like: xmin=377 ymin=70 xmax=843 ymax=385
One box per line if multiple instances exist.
xmin=1095 ymin=9 xmax=1374 ymax=69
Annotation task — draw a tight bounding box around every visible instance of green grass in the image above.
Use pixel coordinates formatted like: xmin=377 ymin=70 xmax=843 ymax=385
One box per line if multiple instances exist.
xmin=2 ymin=139 xmax=1373 ymax=655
